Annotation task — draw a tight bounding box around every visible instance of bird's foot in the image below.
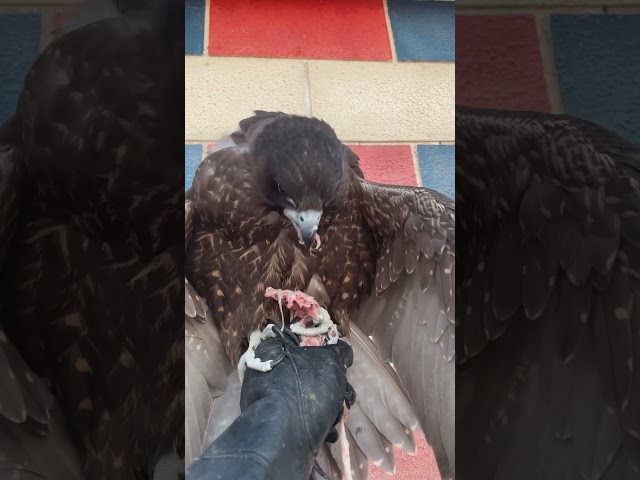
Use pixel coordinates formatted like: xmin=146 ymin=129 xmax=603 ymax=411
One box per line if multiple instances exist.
xmin=290 ymin=307 xmax=340 ymax=346
xmin=238 ymin=324 xmax=278 ymax=382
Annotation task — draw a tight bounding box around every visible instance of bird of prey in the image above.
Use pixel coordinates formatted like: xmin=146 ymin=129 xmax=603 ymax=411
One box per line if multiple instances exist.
xmin=0 ymin=2 xmax=184 ymax=479
xmin=185 ymin=111 xmax=455 ymax=479
xmin=456 ymin=106 xmax=640 ymax=479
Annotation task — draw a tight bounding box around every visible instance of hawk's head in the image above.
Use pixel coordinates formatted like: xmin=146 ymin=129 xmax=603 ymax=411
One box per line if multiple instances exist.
xmin=251 ymin=115 xmax=348 ymax=248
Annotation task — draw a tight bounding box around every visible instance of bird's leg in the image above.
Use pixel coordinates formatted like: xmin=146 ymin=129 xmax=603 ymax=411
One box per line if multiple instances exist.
xmin=237 ymin=324 xmax=278 ymax=382
xmin=337 ymin=402 xmax=353 ymax=480
xmin=290 ymin=307 xmax=334 ymax=337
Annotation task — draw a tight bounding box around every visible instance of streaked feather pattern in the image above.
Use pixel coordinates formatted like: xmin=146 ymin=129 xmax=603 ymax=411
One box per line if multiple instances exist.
xmin=0 ymin=1 xmax=184 ymax=478
xmin=185 ymin=112 xmax=455 ymax=479
xmin=457 ymin=106 xmax=640 ymax=479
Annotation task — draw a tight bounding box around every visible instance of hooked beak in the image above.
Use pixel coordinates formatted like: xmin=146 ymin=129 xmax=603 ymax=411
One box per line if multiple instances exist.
xmin=284 ymin=208 xmax=322 ymax=248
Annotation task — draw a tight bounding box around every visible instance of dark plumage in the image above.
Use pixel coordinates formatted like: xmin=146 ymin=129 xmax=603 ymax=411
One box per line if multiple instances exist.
xmin=0 ymin=2 xmax=184 ymax=479
xmin=456 ymin=106 xmax=640 ymax=479
xmin=185 ymin=111 xmax=455 ymax=479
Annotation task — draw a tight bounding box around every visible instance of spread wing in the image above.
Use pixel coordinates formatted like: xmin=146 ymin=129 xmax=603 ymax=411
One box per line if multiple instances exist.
xmin=353 ymin=178 xmax=456 ymax=479
xmin=456 ymin=106 xmax=640 ymax=479
xmin=184 ymin=114 xmax=453 ymax=479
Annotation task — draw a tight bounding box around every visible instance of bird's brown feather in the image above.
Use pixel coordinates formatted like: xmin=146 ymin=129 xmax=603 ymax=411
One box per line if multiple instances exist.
xmin=187 ymin=145 xmax=376 ymax=363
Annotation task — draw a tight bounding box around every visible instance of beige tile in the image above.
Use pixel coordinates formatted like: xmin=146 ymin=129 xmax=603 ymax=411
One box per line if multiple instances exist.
xmin=308 ymin=61 xmax=454 ymax=142
xmin=185 ymin=56 xmax=309 ymax=141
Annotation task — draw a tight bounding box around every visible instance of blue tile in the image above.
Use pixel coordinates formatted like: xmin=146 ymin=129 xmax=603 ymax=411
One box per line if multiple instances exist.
xmin=417 ymin=145 xmax=454 ymax=199
xmin=185 ymin=144 xmax=203 ymax=190
xmin=0 ymin=14 xmax=41 ymax=124
xmin=185 ymin=0 xmax=205 ymax=55
xmin=551 ymin=14 xmax=640 ymax=144
xmin=387 ymin=0 xmax=454 ymax=62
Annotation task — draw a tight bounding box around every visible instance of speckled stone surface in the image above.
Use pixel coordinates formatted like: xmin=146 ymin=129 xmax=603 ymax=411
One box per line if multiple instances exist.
xmin=0 ymin=13 xmax=41 ymax=123
xmin=208 ymin=0 xmax=392 ymax=60
xmin=456 ymin=14 xmax=551 ymax=112
xmin=418 ymin=144 xmax=454 ymax=200
xmin=185 ymin=56 xmax=309 ymax=141
xmin=308 ymin=60 xmax=454 ymax=142
xmin=387 ymin=0 xmax=455 ymax=62
xmin=551 ymin=14 xmax=640 ymax=144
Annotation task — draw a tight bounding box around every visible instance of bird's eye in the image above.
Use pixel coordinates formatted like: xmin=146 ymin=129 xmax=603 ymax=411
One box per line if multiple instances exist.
xmin=277 ymin=184 xmax=285 ymax=195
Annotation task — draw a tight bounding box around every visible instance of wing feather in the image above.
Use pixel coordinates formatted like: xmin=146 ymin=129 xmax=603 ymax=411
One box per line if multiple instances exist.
xmin=456 ymin=106 xmax=640 ymax=478
xmin=184 ymin=117 xmax=454 ymax=479
xmin=354 ymin=179 xmax=455 ymax=478
xmin=184 ymin=197 xmax=236 ymax=467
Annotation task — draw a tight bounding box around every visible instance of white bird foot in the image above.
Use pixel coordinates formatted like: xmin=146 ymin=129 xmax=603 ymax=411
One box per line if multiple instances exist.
xmin=238 ymin=324 xmax=278 ymax=382
xmin=290 ymin=307 xmax=334 ymax=337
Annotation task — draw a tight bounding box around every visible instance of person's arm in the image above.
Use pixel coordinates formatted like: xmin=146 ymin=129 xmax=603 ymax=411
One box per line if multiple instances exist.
xmin=186 ymin=331 xmax=354 ymax=480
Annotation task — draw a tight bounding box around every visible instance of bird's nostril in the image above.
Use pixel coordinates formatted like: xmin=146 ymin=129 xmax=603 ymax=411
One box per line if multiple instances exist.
xmin=299 ymin=216 xmax=304 ymax=222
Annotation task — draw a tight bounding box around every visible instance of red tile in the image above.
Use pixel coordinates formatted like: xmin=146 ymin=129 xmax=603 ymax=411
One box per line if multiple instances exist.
xmin=456 ymin=15 xmax=551 ymax=112
xmin=208 ymin=0 xmax=392 ymax=61
xmin=53 ymin=12 xmax=71 ymax=30
xmin=370 ymin=434 xmax=439 ymax=480
xmin=349 ymin=145 xmax=417 ymax=186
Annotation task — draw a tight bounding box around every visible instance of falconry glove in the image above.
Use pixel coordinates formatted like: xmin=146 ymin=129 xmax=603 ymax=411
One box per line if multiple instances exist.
xmin=186 ymin=329 xmax=354 ymax=480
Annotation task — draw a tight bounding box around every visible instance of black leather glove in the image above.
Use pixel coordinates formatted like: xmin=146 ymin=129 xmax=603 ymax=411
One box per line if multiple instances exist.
xmin=186 ymin=328 xmax=355 ymax=480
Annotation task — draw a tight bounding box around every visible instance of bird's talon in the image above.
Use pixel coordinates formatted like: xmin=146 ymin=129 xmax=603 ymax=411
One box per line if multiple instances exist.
xmin=238 ymin=325 xmax=279 ymax=381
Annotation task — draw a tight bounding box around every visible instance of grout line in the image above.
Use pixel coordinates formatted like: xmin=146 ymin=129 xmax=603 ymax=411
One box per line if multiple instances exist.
xmin=186 ymin=54 xmax=446 ymax=64
xmin=411 ymin=144 xmax=424 ymax=187
xmin=535 ymin=13 xmax=565 ymax=113
xmin=304 ymin=60 xmax=312 ymax=116
xmin=382 ymin=0 xmax=398 ymax=63
xmin=203 ymin=0 xmax=210 ymax=55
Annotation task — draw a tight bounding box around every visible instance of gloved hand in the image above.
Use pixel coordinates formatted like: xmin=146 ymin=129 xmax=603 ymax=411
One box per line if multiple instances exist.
xmin=186 ymin=327 xmax=355 ymax=480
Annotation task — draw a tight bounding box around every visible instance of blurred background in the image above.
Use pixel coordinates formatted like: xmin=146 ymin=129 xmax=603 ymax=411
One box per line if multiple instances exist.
xmin=457 ymin=0 xmax=639 ymax=144
xmin=0 ymin=2 xmax=69 ymax=123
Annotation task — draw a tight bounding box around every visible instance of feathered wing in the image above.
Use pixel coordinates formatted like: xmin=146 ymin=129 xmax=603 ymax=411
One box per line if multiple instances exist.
xmin=352 ymin=179 xmax=456 ymax=479
xmin=456 ymin=106 xmax=640 ymax=479
xmin=184 ymin=199 xmax=239 ymax=467
xmin=184 ymin=113 xmax=453 ymax=479
xmin=0 ymin=118 xmax=84 ymax=479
